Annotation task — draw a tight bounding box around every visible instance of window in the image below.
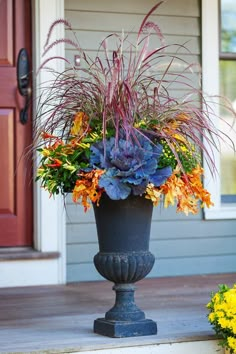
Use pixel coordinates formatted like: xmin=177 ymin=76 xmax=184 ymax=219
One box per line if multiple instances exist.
xmin=202 ymin=0 xmax=236 ymax=219
xmin=219 ymin=0 xmax=236 ymax=203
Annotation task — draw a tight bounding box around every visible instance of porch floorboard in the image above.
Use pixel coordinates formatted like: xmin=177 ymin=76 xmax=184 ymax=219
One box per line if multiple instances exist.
xmin=0 ymin=273 xmax=235 ymax=353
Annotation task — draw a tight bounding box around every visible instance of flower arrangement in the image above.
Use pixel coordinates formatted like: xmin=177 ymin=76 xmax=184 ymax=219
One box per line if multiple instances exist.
xmin=207 ymin=284 xmax=236 ymax=353
xmin=35 ymin=2 xmax=228 ymax=214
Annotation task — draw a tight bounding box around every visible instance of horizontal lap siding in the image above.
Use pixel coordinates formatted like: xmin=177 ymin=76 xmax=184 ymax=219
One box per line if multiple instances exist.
xmin=65 ymin=0 xmax=236 ymax=283
xmin=66 ymin=194 xmax=236 ymax=282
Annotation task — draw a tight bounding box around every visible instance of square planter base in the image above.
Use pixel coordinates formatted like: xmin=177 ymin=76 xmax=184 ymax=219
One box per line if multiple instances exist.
xmin=94 ymin=318 xmax=157 ymax=338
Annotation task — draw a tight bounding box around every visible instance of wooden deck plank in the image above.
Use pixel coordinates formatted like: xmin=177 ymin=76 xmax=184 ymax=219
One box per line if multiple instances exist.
xmin=0 ymin=274 xmax=235 ymax=353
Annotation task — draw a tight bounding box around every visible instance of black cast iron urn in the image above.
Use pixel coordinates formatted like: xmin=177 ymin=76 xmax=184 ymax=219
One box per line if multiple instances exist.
xmin=93 ymin=194 xmax=157 ymax=338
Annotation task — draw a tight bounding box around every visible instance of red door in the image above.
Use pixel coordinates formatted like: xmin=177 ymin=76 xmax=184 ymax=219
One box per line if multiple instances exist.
xmin=0 ymin=0 xmax=33 ymax=246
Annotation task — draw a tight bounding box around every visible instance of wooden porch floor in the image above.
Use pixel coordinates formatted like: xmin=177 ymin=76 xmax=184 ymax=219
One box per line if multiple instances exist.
xmin=0 ymin=273 xmax=235 ymax=354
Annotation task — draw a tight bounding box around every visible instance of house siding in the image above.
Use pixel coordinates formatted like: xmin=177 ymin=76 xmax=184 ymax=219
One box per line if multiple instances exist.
xmin=65 ymin=0 xmax=236 ymax=283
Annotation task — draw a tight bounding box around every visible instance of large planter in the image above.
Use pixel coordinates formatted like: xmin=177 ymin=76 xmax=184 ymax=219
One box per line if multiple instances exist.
xmin=93 ymin=194 xmax=157 ymax=338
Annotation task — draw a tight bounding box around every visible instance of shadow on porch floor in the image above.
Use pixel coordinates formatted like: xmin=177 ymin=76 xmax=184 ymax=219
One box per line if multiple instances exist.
xmin=0 ymin=273 xmax=235 ymax=353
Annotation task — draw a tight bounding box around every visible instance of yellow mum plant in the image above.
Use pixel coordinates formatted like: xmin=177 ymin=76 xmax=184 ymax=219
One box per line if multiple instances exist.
xmin=207 ymin=284 xmax=236 ymax=353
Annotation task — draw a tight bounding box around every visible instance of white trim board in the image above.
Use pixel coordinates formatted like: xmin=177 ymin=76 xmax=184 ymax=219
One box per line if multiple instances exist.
xmin=67 ymin=340 xmax=224 ymax=354
xmin=0 ymin=0 xmax=66 ymax=288
xmin=0 ymin=259 xmax=61 ymax=287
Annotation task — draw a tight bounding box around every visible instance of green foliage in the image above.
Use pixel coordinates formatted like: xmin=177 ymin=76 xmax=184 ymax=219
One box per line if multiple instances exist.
xmin=158 ymin=139 xmax=200 ymax=172
xmin=36 ymin=128 xmax=101 ymax=195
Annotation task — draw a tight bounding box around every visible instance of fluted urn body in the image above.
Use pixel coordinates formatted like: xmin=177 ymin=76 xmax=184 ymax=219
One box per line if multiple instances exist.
xmin=93 ymin=194 xmax=157 ymax=337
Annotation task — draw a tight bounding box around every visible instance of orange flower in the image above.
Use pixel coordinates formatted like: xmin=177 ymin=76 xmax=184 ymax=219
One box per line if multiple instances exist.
xmin=145 ymin=165 xmax=214 ymax=215
xmin=50 ymin=139 xmax=64 ymax=149
xmin=70 ymin=112 xmax=90 ymax=137
xmin=186 ymin=166 xmax=214 ymax=209
xmin=145 ymin=184 xmax=162 ymax=206
xmin=175 ymin=113 xmax=191 ymax=123
xmin=41 ymin=131 xmax=63 ymax=150
xmin=45 ymin=158 xmax=62 ymax=168
xmin=41 ymin=132 xmax=58 ymax=139
xmin=72 ymin=169 xmax=104 ymax=211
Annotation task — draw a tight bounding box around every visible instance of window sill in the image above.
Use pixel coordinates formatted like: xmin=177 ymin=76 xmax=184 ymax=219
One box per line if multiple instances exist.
xmin=204 ymin=205 xmax=236 ymax=220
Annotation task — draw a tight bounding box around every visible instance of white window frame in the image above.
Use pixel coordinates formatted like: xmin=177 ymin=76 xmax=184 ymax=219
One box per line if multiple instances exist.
xmin=202 ymin=0 xmax=236 ymax=220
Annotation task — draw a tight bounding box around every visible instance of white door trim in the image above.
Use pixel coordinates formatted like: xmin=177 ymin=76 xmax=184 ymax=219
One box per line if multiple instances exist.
xmin=33 ymin=0 xmax=66 ymax=279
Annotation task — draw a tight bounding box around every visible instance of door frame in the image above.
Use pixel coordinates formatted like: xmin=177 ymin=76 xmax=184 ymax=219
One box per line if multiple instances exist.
xmin=0 ymin=0 xmax=66 ymax=287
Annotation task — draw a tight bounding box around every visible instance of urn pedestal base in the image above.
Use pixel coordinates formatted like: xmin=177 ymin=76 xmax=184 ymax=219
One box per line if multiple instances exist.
xmin=94 ymin=318 xmax=157 ymax=338
xmin=93 ymin=283 xmax=157 ymax=338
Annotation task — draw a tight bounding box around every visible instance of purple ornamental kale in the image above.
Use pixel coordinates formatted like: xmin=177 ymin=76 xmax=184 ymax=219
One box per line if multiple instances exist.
xmin=89 ymin=136 xmax=172 ymax=200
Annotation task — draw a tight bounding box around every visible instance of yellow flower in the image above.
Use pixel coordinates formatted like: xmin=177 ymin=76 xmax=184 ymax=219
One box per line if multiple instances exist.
xmin=228 ymin=337 xmax=236 ymax=353
xmin=216 ymin=310 xmax=226 ymax=319
xmin=41 ymin=148 xmax=51 ymax=156
xmin=207 ymin=284 xmax=236 ymax=352
xmin=208 ymin=313 xmax=215 ymax=322
xmin=78 ymin=142 xmax=90 ymax=149
xmin=62 ymin=163 xmax=77 ymax=173
xmin=213 ymin=293 xmax=220 ymax=304
xmin=218 ymin=317 xmax=230 ymax=329
xmin=134 ymin=119 xmax=147 ymax=128
xmin=36 ymin=167 xmax=45 ymax=177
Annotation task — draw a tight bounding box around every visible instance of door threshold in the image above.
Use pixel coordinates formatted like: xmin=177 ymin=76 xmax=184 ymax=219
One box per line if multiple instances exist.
xmin=0 ymin=247 xmax=60 ymax=261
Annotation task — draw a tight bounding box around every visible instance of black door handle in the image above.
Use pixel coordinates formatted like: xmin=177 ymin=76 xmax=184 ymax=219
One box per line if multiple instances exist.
xmin=17 ymin=48 xmax=31 ymax=124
